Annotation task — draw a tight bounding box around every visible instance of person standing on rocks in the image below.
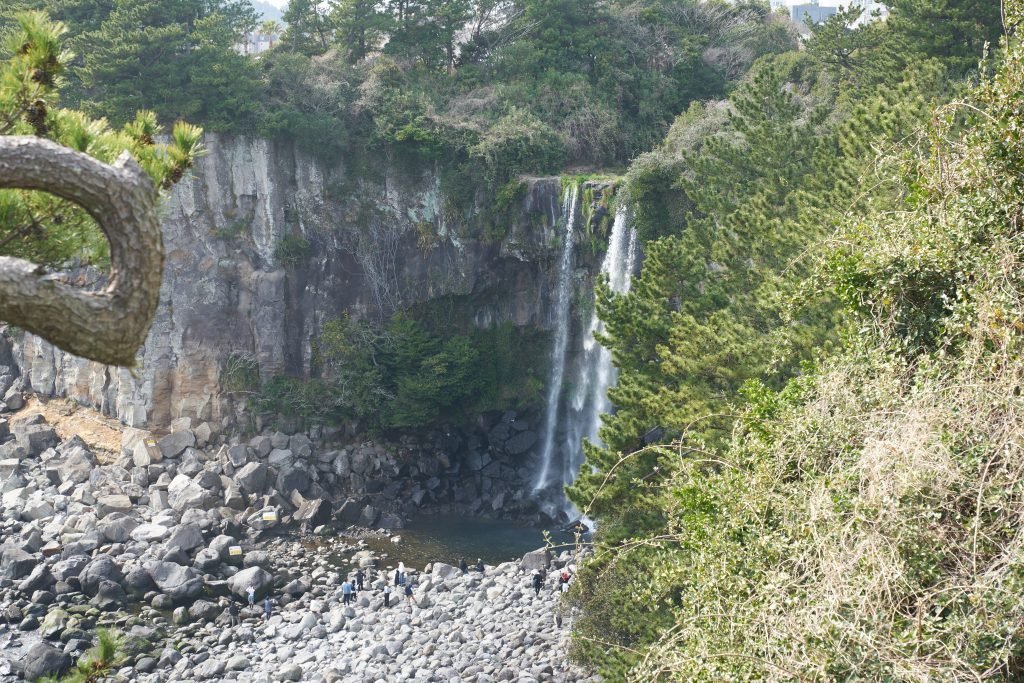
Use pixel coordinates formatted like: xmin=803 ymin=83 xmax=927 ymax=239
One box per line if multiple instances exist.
xmin=532 ymin=570 xmax=543 ymax=597
xmin=383 ymin=583 xmax=392 ymax=608
xmin=263 ymin=595 xmax=274 ymax=621
xmin=356 ymin=569 xmax=365 ymax=591
xmin=459 ymin=558 xmax=468 ymax=574
xmin=341 ymin=578 xmax=353 ymax=606
xmin=404 ymin=582 xmax=415 ymax=605
xmin=228 ymin=600 xmax=240 ymax=627
xmin=394 ymin=568 xmax=401 ymax=586
xmin=476 ymin=558 xmax=484 ymax=573
xmin=246 ymin=584 xmax=256 ymax=608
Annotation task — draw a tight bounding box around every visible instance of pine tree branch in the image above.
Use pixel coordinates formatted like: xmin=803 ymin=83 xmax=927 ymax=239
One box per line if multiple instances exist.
xmin=0 ymin=135 xmax=163 ymax=366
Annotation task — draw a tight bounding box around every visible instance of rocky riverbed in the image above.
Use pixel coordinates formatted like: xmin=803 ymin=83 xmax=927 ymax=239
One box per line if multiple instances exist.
xmin=0 ymin=393 xmax=596 ymax=681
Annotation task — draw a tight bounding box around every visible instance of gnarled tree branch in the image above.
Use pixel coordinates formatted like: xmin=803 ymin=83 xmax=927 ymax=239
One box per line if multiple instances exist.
xmin=0 ymin=136 xmax=163 ymax=366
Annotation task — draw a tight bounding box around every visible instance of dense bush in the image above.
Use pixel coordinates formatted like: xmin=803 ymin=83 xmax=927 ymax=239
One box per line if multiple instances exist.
xmin=565 ymin=2 xmax=1021 ymax=679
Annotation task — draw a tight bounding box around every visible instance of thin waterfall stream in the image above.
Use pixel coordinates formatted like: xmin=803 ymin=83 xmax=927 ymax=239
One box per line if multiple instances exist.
xmin=533 ymin=197 xmax=639 ymax=517
xmin=532 ymin=184 xmax=579 ymax=494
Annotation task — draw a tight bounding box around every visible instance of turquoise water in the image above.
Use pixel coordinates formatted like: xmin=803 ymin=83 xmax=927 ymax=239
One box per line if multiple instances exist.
xmin=335 ymin=515 xmax=581 ymax=571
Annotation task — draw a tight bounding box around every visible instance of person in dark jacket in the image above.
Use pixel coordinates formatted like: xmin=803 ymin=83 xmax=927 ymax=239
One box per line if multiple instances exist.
xmin=459 ymin=558 xmax=468 ymax=574
xmin=532 ymin=570 xmax=543 ymax=596
xmin=263 ymin=596 xmax=273 ymax=621
xmin=476 ymin=558 xmax=484 ymax=573
xmin=355 ymin=569 xmax=365 ymax=591
xmin=228 ymin=600 xmax=240 ymax=627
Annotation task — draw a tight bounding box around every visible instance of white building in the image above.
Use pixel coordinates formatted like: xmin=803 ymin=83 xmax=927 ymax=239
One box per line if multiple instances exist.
xmin=235 ymin=32 xmax=280 ymax=56
xmin=769 ymin=0 xmax=889 ymax=26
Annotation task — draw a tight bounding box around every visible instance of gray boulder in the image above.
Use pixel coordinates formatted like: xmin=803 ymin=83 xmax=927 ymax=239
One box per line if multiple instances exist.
xmin=234 ymin=462 xmax=268 ymax=495
xmin=131 ymin=523 xmax=171 ymax=543
xmin=55 ymin=444 xmax=97 ymax=485
xmin=51 ymin=556 xmax=90 ymax=582
xmin=520 ymin=548 xmax=552 ymax=572
xmin=99 ymin=514 xmax=140 ymax=543
xmin=95 ymin=494 xmax=133 ymax=518
xmin=91 ymin=580 xmax=128 ymax=611
xmin=157 ymin=430 xmax=195 ymax=459
xmin=165 ymin=523 xmax=205 ymax=552
xmin=431 ymin=562 xmax=462 ymax=580
xmin=20 ymin=643 xmax=71 ymax=680
xmin=79 ymin=555 xmax=125 ymax=596
xmin=276 ymin=466 xmax=310 ymax=496
xmin=0 ymin=545 xmax=36 ymax=580
xmin=228 ymin=566 xmax=273 ymax=600
xmin=188 ymin=599 xmax=221 ymax=622
xmin=505 ymin=430 xmax=538 ymax=455
xmin=227 ymin=444 xmax=248 ymax=468
xmin=167 ymin=474 xmax=209 ymax=511
xmin=15 ymin=423 xmax=59 ymax=457
xmin=145 ymin=561 xmax=203 ymax=602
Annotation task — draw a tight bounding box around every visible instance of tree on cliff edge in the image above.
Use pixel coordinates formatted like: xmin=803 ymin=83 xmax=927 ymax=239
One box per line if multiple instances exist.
xmin=0 ymin=12 xmax=203 ymax=366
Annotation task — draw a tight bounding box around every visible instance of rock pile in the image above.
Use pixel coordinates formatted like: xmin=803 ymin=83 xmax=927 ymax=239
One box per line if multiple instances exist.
xmin=0 ymin=401 xmax=593 ymax=681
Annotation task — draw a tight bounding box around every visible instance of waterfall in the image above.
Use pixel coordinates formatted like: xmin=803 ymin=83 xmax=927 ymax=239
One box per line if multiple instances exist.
xmin=532 ymin=184 xmax=579 ymax=493
xmin=563 ymin=205 xmax=638 ymax=497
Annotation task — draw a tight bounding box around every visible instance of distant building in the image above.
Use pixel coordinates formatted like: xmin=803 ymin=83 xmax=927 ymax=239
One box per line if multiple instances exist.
xmin=789 ymin=4 xmax=838 ymax=24
xmin=769 ymin=0 xmax=889 ymax=26
xmin=235 ymin=32 xmax=280 ymax=56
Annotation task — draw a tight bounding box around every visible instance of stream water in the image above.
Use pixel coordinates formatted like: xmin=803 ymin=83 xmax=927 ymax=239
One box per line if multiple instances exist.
xmin=328 ymin=515 xmax=580 ymax=572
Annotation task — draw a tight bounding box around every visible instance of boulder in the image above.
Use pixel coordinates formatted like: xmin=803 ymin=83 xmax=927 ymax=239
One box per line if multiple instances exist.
xmin=178 ymin=448 xmax=206 ymax=477
xmin=55 ymin=445 xmax=97 ymax=485
xmin=0 ymin=545 xmax=36 ymax=580
xmin=293 ymin=497 xmax=331 ymax=527
xmin=227 ymin=444 xmax=248 ymax=468
xmin=167 ymin=474 xmax=209 ymax=511
xmin=431 ymin=562 xmax=462 ymax=580
xmin=228 ymin=566 xmax=273 ymax=600
xmin=276 ymin=466 xmax=310 ymax=496
xmin=99 ymin=514 xmax=140 ymax=543
xmin=188 ymin=599 xmax=221 ymax=622
xmin=165 ymin=523 xmax=205 ymax=553
xmin=79 ymin=555 xmax=125 ymax=596
xmin=268 ymin=448 xmax=294 ymax=468
xmin=520 ymin=548 xmax=553 ymax=572
xmin=91 ymin=579 xmax=128 ymax=611
xmin=249 ymin=435 xmax=272 ymax=457
xmin=124 ymin=566 xmax=157 ymax=596
xmin=157 ymin=430 xmax=195 ymax=459
xmin=95 ymin=494 xmax=133 ymax=518
xmin=20 ymin=643 xmax=72 ymax=680
xmin=145 ymin=561 xmax=203 ymax=602
xmin=359 ymin=504 xmax=379 ymax=527
xmin=15 ymin=423 xmax=59 ymax=457
xmin=51 ymin=556 xmax=90 ymax=582
xmin=504 ymin=430 xmax=538 ymax=456
xmin=18 ymin=564 xmax=54 ymax=593
xmin=21 ymin=499 xmax=54 ymax=522
xmin=131 ymin=523 xmax=171 ymax=543
xmin=234 ymin=462 xmax=268 ymax=495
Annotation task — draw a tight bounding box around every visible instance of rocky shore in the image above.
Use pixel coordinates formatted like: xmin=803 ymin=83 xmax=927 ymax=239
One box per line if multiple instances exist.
xmin=0 ymin=393 xmax=595 ymax=681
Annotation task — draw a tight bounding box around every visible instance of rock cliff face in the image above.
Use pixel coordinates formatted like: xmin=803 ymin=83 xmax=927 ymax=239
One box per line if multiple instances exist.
xmin=12 ymin=135 xmax=603 ymax=429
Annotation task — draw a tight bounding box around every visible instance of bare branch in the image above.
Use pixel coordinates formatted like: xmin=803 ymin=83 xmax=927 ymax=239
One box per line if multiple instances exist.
xmin=0 ymin=135 xmax=162 ymax=366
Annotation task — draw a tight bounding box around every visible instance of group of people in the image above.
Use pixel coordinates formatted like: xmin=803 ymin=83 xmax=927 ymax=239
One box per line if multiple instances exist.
xmin=531 ymin=568 xmax=573 ymax=597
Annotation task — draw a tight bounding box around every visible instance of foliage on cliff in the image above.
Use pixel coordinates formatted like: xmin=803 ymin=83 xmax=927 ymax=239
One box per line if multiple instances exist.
xmin=0 ymin=12 xmax=203 ymax=266
xmin=566 ymin=1 xmax=1024 ymax=679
